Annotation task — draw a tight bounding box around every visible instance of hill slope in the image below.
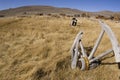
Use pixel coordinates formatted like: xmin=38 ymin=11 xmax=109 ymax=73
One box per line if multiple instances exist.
xmin=0 ymin=5 xmax=120 ymax=17
xmin=0 ymin=6 xmax=84 ymax=16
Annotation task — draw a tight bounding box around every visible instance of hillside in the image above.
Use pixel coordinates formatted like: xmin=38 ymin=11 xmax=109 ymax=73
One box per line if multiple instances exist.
xmin=0 ymin=5 xmax=120 ymax=18
xmin=0 ymin=6 xmax=84 ymax=16
xmin=0 ymin=15 xmax=120 ymax=80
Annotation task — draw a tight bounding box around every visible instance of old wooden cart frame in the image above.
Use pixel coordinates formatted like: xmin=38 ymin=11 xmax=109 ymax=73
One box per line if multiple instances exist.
xmin=70 ymin=20 xmax=120 ymax=70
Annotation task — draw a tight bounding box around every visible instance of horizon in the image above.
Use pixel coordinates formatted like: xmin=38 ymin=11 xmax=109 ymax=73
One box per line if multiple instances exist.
xmin=0 ymin=5 xmax=120 ymax=13
xmin=0 ymin=0 xmax=120 ymax=12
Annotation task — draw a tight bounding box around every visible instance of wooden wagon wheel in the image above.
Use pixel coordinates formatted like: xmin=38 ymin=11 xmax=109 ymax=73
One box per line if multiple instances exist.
xmin=70 ymin=20 xmax=120 ymax=70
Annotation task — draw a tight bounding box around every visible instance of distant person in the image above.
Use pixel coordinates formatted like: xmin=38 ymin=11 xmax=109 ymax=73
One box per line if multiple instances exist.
xmin=71 ymin=17 xmax=77 ymax=26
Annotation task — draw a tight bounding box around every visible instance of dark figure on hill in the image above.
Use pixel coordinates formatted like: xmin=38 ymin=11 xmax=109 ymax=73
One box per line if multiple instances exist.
xmin=71 ymin=17 xmax=77 ymax=26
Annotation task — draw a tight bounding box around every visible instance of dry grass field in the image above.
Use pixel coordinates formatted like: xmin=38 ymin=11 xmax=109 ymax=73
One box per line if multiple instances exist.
xmin=0 ymin=16 xmax=120 ymax=80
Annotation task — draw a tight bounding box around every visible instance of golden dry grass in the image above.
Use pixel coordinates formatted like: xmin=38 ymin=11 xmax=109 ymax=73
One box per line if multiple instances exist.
xmin=0 ymin=16 xmax=120 ymax=80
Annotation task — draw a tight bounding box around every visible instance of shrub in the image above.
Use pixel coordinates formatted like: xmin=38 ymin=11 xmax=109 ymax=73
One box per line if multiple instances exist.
xmin=60 ymin=13 xmax=66 ymax=17
xmin=47 ymin=13 xmax=52 ymax=16
xmin=0 ymin=15 xmax=5 ymax=17
xmin=74 ymin=14 xmax=80 ymax=17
